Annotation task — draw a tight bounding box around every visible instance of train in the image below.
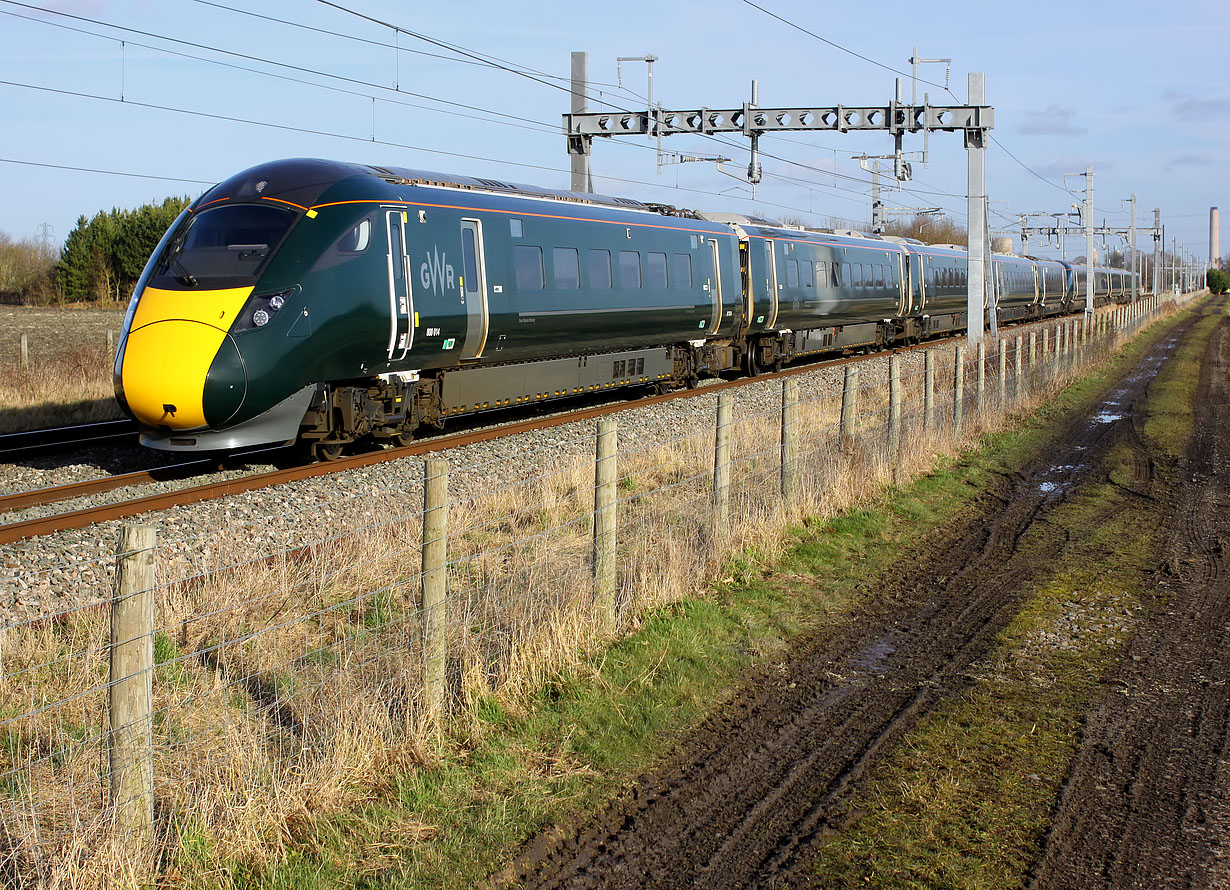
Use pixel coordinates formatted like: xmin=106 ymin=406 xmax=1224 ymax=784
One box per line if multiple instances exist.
xmin=113 ymin=157 xmax=1140 ymax=458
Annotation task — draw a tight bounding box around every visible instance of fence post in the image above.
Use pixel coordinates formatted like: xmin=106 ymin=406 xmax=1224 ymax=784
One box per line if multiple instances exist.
xmin=19 ymin=333 xmax=29 ymax=371
xmin=110 ymin=524 xmax=155 ymax=849
xmin=593 ymin=420 xmax=618 ymax=630
xmin=888 ymin=355 xmax=902 ymax=457
xmin=953 ymin=345 xmax=965 ymax=434
xmin=976 ymin=340 xmax=986 ymax=414
xmin=108 ymin=329 xmax=115 ymax=355
xmin=421 ymin=458 xmax=449 ymax=726
xmin=998 ymin=338 xmax=1008 ymax=407
xmin=1028 ymin=330 xmax=1037 ymax=377
xmin=840 ymin=365 xmax=859 ymax=450
xmin=713 ymin=393 xmax=731 ymax=529
xmin=923 ymin=350 xmax=935 ymax=435
xmin=1042 ymin=328 xmax=1051 ymax=381
xmin=781 ymin=379 xmax=800 ymax=504
xmin=1013 ymin=335 xmax=1023 ymax=403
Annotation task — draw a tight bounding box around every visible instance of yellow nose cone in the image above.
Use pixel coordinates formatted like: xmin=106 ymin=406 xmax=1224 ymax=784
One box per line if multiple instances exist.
xmin=120 ymin=285 xmax=254 ymax=429
xmin=121 ymin=320 xmax=222 ymax=429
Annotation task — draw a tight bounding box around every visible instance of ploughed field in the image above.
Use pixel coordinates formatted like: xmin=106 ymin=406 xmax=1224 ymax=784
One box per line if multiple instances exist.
xmin=489 ymin=299 xmax=1230 ymax=889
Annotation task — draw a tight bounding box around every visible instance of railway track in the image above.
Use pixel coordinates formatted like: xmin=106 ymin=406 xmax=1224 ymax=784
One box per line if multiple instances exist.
xmin=0 ymin=322 xmax=1069 ymax=547
xmin=0 ymin=419 xmax=138 ymax=460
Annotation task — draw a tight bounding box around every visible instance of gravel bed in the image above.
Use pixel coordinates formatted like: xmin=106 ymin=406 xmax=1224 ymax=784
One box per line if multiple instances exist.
xmin=0 ymin=317 xmax=1077 ymax=628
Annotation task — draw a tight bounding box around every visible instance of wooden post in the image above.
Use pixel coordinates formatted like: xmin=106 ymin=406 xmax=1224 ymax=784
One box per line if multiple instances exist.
xmin=1042 ymin=328 xmax=1051 ymax=380
xmin=781 ymin=378 xmax=800 ymax=504
xmin=593 ymin=420 xmax=618 ymax=630
xmin=421 ymin=458 xmax=448 ymax=726
xmin=888 ymin=355 xmax=902 ymax=456
xmin=1013 ymin=336 xmax=1023 ymax=403
xmin=110 ymin=524 xmax=155 ymax=848
xmin=923 ymin=349 xmax=935 ymax=436
xmin=713 ymin=393 xmax=731 ymax=528
xmin=839 ymin=365 xmax=858 ymax=450
xmin=953 ymin=345 xmax=965 ymax=433
xmin=107 ymin=329 xmax=115 ymax=355
xmin=998 ymin=338 xmax=1007 ymax=407
xmin=976 ymin=340 xmax=986 ymax=414
xmin=19 ymin=333 xmax=28 ymax=371
xmin=1028 ymin=330 xmax=1037 ymax=376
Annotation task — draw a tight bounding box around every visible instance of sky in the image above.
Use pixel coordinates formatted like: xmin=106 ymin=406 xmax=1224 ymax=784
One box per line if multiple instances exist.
xmin=1 ymin=0 xmax=1226 ymax=267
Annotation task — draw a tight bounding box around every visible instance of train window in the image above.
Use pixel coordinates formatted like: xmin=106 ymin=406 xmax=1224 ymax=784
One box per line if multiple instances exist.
xmin=509 ymin=218 xmax=523 ymax=238
xmin=461 ymin=227 xmax=479 ymax=294
xmin=646 ymin=252 xmax=668 ymax=288
xmin=875 ymin=265 xmax=885 ymax=288
xmin=151 ymin=203 xmax=294 ymax=288
xmin=801 ymin=260 xmax=814 ymax=288
xmin=785 ymin=259 xmax=799 ymax=288
xmin=671 ymin=253 xmax=693 ymax=288
xmin=513 ymin=245 xmax=544 ymax=290
xmin=553 ymin=247 xmax=580 ymax=289
xmin=839 ymin=263 xmax=850 ymax=287
xmin=817 ymin=262 xmax=827 ymax=286
xmin=336 ymin=218 xmax=371 ymax=253
xmin=891 ymin=264 xmax=900 ymax=287
xmin=619 ymin=250 xmax=641 ymax=288
xmin=588 ymin=249 xmax=612 ymax=289
xmin=690 ymin=234 xmax=702 ymax=249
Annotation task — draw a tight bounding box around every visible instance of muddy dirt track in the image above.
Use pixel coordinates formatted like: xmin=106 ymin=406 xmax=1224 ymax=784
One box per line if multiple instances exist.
xmin=488 ymin=302 xmax=1226 ymax=890
xmin=1030 ymin=306 xmax=1230 ymax=890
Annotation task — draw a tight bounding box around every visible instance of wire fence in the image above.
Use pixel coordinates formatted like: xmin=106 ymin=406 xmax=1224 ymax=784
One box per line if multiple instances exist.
xmin=0 ymin=294 xmax=1195 ymax=886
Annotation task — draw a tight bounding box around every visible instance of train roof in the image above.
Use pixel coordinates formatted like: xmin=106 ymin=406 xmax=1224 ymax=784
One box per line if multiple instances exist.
xmin=195 ymin=157 xmax=710 ymax=219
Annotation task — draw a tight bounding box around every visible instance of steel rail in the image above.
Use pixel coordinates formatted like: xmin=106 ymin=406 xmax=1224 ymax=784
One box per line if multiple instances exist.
xmin=0 ymin=419 xmax=138 ymax=460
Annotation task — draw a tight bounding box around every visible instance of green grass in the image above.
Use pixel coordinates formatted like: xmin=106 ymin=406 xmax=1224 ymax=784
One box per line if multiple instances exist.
xmin=199 ymin=301 xmax=1210 ymax=889
xmin=808 ymin=300 xmax=1215 ymax=888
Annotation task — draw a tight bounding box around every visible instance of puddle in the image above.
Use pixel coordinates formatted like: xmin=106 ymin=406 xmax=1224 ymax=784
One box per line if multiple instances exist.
xmin=850 ymin=637 xmax=895 ymax=674
xmin=1092 ymin=412 xmax=1123 ymax=423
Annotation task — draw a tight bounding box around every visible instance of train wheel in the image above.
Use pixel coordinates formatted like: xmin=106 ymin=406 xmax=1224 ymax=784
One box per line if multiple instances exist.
xmin=312 ymin=441 xmax=345 ymax=461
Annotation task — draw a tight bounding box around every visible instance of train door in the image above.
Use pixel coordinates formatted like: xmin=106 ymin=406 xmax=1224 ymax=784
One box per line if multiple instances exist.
xmin=707 ymin=238 xmax=723 ymax=334
xmin=894 ymin=252 xmax=908 ymax=315
xmin=765 ymin=240 xmax=780 ymax=328
xmin=385 ymin=210 xmax=413 ymax=361
xmin=458 ymin=219 xmax=490 ymax=359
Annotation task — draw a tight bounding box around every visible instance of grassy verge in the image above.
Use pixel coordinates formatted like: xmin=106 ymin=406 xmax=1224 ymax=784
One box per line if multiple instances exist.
xmin=0 ymin=343 xmax=124 ymax=433
xmin=215 ymin=303 xmax=1210 ymax=888
xmin=807 ymin=302 xmax=1221 ymax=887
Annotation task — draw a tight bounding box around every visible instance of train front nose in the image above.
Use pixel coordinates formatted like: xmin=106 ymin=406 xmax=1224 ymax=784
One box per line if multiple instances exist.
xmin=117 ymin=286 xmax=252 ymax=430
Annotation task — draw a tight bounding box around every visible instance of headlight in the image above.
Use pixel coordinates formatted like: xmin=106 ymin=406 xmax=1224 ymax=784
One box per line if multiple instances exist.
xmin=235 ymin=286 xmax=298 ymax=332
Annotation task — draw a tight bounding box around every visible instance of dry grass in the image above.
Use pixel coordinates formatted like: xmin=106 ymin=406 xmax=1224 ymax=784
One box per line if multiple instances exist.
xmin=0 ymin=343 xmax=124 ymax=433
xmin=0 ymin=303 xmax=1176 ymax=886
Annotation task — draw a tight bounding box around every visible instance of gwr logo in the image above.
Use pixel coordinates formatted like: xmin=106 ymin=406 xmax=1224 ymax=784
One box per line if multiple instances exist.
xmin=420 ymin=246 xmax=455 ymax=296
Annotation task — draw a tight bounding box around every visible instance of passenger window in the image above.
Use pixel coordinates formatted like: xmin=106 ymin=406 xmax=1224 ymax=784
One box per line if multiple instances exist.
xmin=817 ymin=262 xmax=827 ymax=286
xmin=646 ymin=252 xmax=668 ymax=288
xmin=509 ymin=218 xmax=523 ymax=238
xmin=553 ymin=247 xmax=579 ymax=289
xmin=514 ymin=245 xmax=543 ymax=290
xmin=786 ymin=259 xmax=799 ymax=288
xmin=839 ymin=263 xmax=850 ymax=287
xmin=461 ymin=227 xmax=479 ymax=295
xmin=801 ymin=260 xmax=814 ymax=288
xmin=619 ymin=250 xmax=641 ymax=288
xmin=588 ymin=249 xmax=612 ymax=289
xmin=336 ymin=217 xmax=371 ymax=253
xmin=875 ymin=265 xmax=885 ymax=288
xmin=671 ymin=253 xmax=693 ymax=287
xmin=854 ymin=265 xmax=864 ymax=288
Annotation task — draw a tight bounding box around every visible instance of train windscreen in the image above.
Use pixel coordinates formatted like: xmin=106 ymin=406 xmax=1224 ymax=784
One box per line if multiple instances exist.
xmin=150 ymin=204 xmax=296 ymax=290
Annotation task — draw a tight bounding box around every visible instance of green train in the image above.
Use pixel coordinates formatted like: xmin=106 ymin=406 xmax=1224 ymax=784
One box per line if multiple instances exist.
xmin=114 ymin=158 xmax=1137 ymax=457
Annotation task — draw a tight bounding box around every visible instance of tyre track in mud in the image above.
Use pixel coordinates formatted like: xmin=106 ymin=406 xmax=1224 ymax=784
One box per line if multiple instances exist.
xmin=1031 ymin=303 xmax=1230 ymax=890
xmin=485 ymin=312 xmax=1201 ymax=890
